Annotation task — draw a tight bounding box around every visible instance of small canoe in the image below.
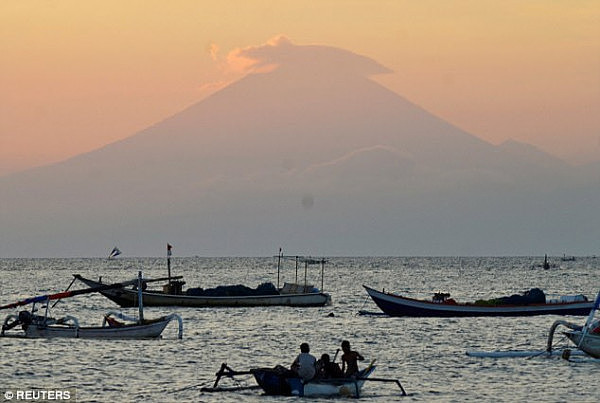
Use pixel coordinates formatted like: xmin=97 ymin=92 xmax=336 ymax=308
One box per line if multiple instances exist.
xmin=2 ymin=312 xmax=178 ymax=339
xmin=251 ymin=365 xmax=377 ymax=398
xmin=364 ymin=285 xmax=594 ymax=317
xmin=203 ymin=362 xmax=406 ymax=398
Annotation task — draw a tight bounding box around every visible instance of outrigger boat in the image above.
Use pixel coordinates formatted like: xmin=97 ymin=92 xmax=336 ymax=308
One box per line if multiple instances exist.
xmin=547 ymin=291 xmax=600 ymax=358
xmin=203 ymin=361 xmax=406 ymax=398
xmin=364 ymin=285 xmax=594 ymax=317
xmin=75 ymin=249 xmax=331 ymax=308
xmin=1 ymin=271 xmax=182 ymax=339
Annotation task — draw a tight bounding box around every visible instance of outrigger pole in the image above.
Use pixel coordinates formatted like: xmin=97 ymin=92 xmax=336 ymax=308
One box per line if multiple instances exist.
xmin=1 ymin=278 xmax=138 ymax=310
xmin=357 ymin=376 xmax=407 ymax=396
xmin=1 ymin=274 xmax=183 ymax=311
xmin=201 ymin=363 xmax=259 ymax=393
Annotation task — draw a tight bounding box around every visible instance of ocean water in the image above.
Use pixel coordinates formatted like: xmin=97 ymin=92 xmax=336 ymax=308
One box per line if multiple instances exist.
xmin=0 ymin=257 xmax=598 ymax=402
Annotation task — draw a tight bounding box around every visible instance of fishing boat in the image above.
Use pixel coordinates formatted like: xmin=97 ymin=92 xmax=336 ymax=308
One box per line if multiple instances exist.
xmin=547 ymin=291 xmax=600 ymax=358
xmin=203 ymin=362 xmax=406 ymax=398
xmin=560 ymin=254 xmax=576 ymax=262
xmin=75 ymin=249 xmax=331 ymax=308
xmin=1 ymin=272 xmax=183 ymax=339
xmin=252 ymin=364 xmax=377 ymax=397
xmin=364 ymin=285 xmax=594 ymax=317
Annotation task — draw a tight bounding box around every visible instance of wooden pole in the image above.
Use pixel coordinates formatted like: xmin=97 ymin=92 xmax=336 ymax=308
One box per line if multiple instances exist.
xmin=137 ymin=271 xmax=144 ymax=324
xmin=304 ymin=261 xmax=308 ymax=292
xmin=295 ymin=256 xmax=299 ymax=284
xmin=321 ymin=259 xmax=324 ymax=292
xmin=167 ymin=246 xmax=172 ymax=284
xmin=277 ymin=248 xmax=282 ymax=289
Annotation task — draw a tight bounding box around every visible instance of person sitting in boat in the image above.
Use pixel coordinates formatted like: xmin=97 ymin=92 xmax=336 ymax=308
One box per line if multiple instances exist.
xmin=316 ymin=353 xmax=343 ymax=379
xmin=341 ymin=340 xmax=364 ymax=377
xmin=291 ymin=342 xmax=317 ymax=382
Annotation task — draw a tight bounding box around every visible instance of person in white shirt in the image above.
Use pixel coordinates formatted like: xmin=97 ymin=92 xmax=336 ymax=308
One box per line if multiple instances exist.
xmin=291 ymin=342 xmax=316 ymax=381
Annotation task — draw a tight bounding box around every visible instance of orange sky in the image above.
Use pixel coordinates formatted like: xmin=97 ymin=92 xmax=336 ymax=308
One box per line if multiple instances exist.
xmin=1 ymin=0 xmax=599 ymax=175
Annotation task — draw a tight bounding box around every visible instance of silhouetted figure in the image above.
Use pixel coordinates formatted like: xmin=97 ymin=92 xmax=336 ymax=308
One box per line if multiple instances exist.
xmin=341 ymin=340 xmax=364 ymax=377
xmin=316 ymin=353 xmax=343 ymax=379
xmin=291 ymin=342 xmax=316 ymax=381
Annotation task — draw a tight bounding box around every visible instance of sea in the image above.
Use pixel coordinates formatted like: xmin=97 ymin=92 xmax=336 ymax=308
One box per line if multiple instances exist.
xmin=0 ymin=257 xmax=598 ymax=402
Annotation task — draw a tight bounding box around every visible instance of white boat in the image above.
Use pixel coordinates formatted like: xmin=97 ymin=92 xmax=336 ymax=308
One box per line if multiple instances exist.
xmin=1 ymin=272 xmax=183 ymax=339
xmin=75 ymin=251 xmax=332 ymax=308
xmin=547 ymin=291 xmax=600 ymax=358
xmin=2 ymin=310 xmax=181 ymax=339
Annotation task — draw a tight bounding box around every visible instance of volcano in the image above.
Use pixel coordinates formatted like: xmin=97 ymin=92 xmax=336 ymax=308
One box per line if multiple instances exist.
xmin=1 ymin=38 xmax=597 ymax=257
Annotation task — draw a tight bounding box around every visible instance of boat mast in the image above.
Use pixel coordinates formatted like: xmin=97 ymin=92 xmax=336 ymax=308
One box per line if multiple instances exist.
xmin=137 ymin=271 xmax=144 ymax=324
xmin=277 ymin=248 xmax=282 ymax=289
xmin=167 ymin=243 xmax=173 ymax=284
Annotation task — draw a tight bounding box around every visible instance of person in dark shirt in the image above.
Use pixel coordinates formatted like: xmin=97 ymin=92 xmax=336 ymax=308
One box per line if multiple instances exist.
xmin=316 ymin=353 xmax=343 ymax=379
xmin=340 ymin=340 xmax=364 ymax=377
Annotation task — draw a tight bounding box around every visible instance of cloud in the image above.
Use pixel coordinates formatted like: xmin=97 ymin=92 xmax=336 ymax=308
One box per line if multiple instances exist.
xmin=225 ymin=36 xmax=290 ymax=74
xmin=225 ymin=35 xmax=392 ymax=76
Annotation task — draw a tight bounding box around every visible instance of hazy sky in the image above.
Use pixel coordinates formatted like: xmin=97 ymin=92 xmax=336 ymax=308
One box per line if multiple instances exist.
xmin=1 ymin=0 xmax=599 ymax=175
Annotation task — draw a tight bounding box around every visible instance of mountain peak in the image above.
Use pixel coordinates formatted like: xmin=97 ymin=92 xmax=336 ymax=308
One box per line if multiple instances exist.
xmin=1 ymin=39 xmax=597 ymax=257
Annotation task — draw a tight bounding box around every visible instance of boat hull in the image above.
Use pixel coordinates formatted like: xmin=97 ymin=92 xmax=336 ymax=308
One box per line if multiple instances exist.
xmin=364 ymin=286 xmax=594 ymax=317
xmin=22 ymin=318 xmax=171 ymax=339
xmin=252 ymin=366 xmax=375 ymax=398
xmin=565 ymin=331 xmax=600 ymax=358
xmin=76 ymin=276 xmax=331 ymax=308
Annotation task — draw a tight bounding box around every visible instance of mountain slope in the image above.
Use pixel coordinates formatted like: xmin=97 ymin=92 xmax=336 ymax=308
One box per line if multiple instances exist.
xmin=1 ymin=40 xmax=596 ymax=257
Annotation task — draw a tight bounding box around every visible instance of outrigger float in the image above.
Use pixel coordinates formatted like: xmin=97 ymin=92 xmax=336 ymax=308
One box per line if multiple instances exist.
xmin=202 ymin=361 xmax=407 ymax=398
xmin=1 ymin=271 xmax=182 ymax=339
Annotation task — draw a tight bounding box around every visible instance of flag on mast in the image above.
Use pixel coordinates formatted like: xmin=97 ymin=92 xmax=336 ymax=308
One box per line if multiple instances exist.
xmin=108 ymin=247 xmax=122 ymax=259
xmin=167 ymin=243 xmax=173 ymax=257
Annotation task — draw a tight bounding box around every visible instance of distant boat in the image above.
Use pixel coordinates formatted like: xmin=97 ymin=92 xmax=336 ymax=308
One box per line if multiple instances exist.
xmin=363 ymin=286 xmax=594 ymax=317
xmin=75 ymin=249 xmax=331 ymax=308
xmin=560 ymin=254 xmax=576 ymax=262
xmin=532 ymin=254 xmax=557 ymax=269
